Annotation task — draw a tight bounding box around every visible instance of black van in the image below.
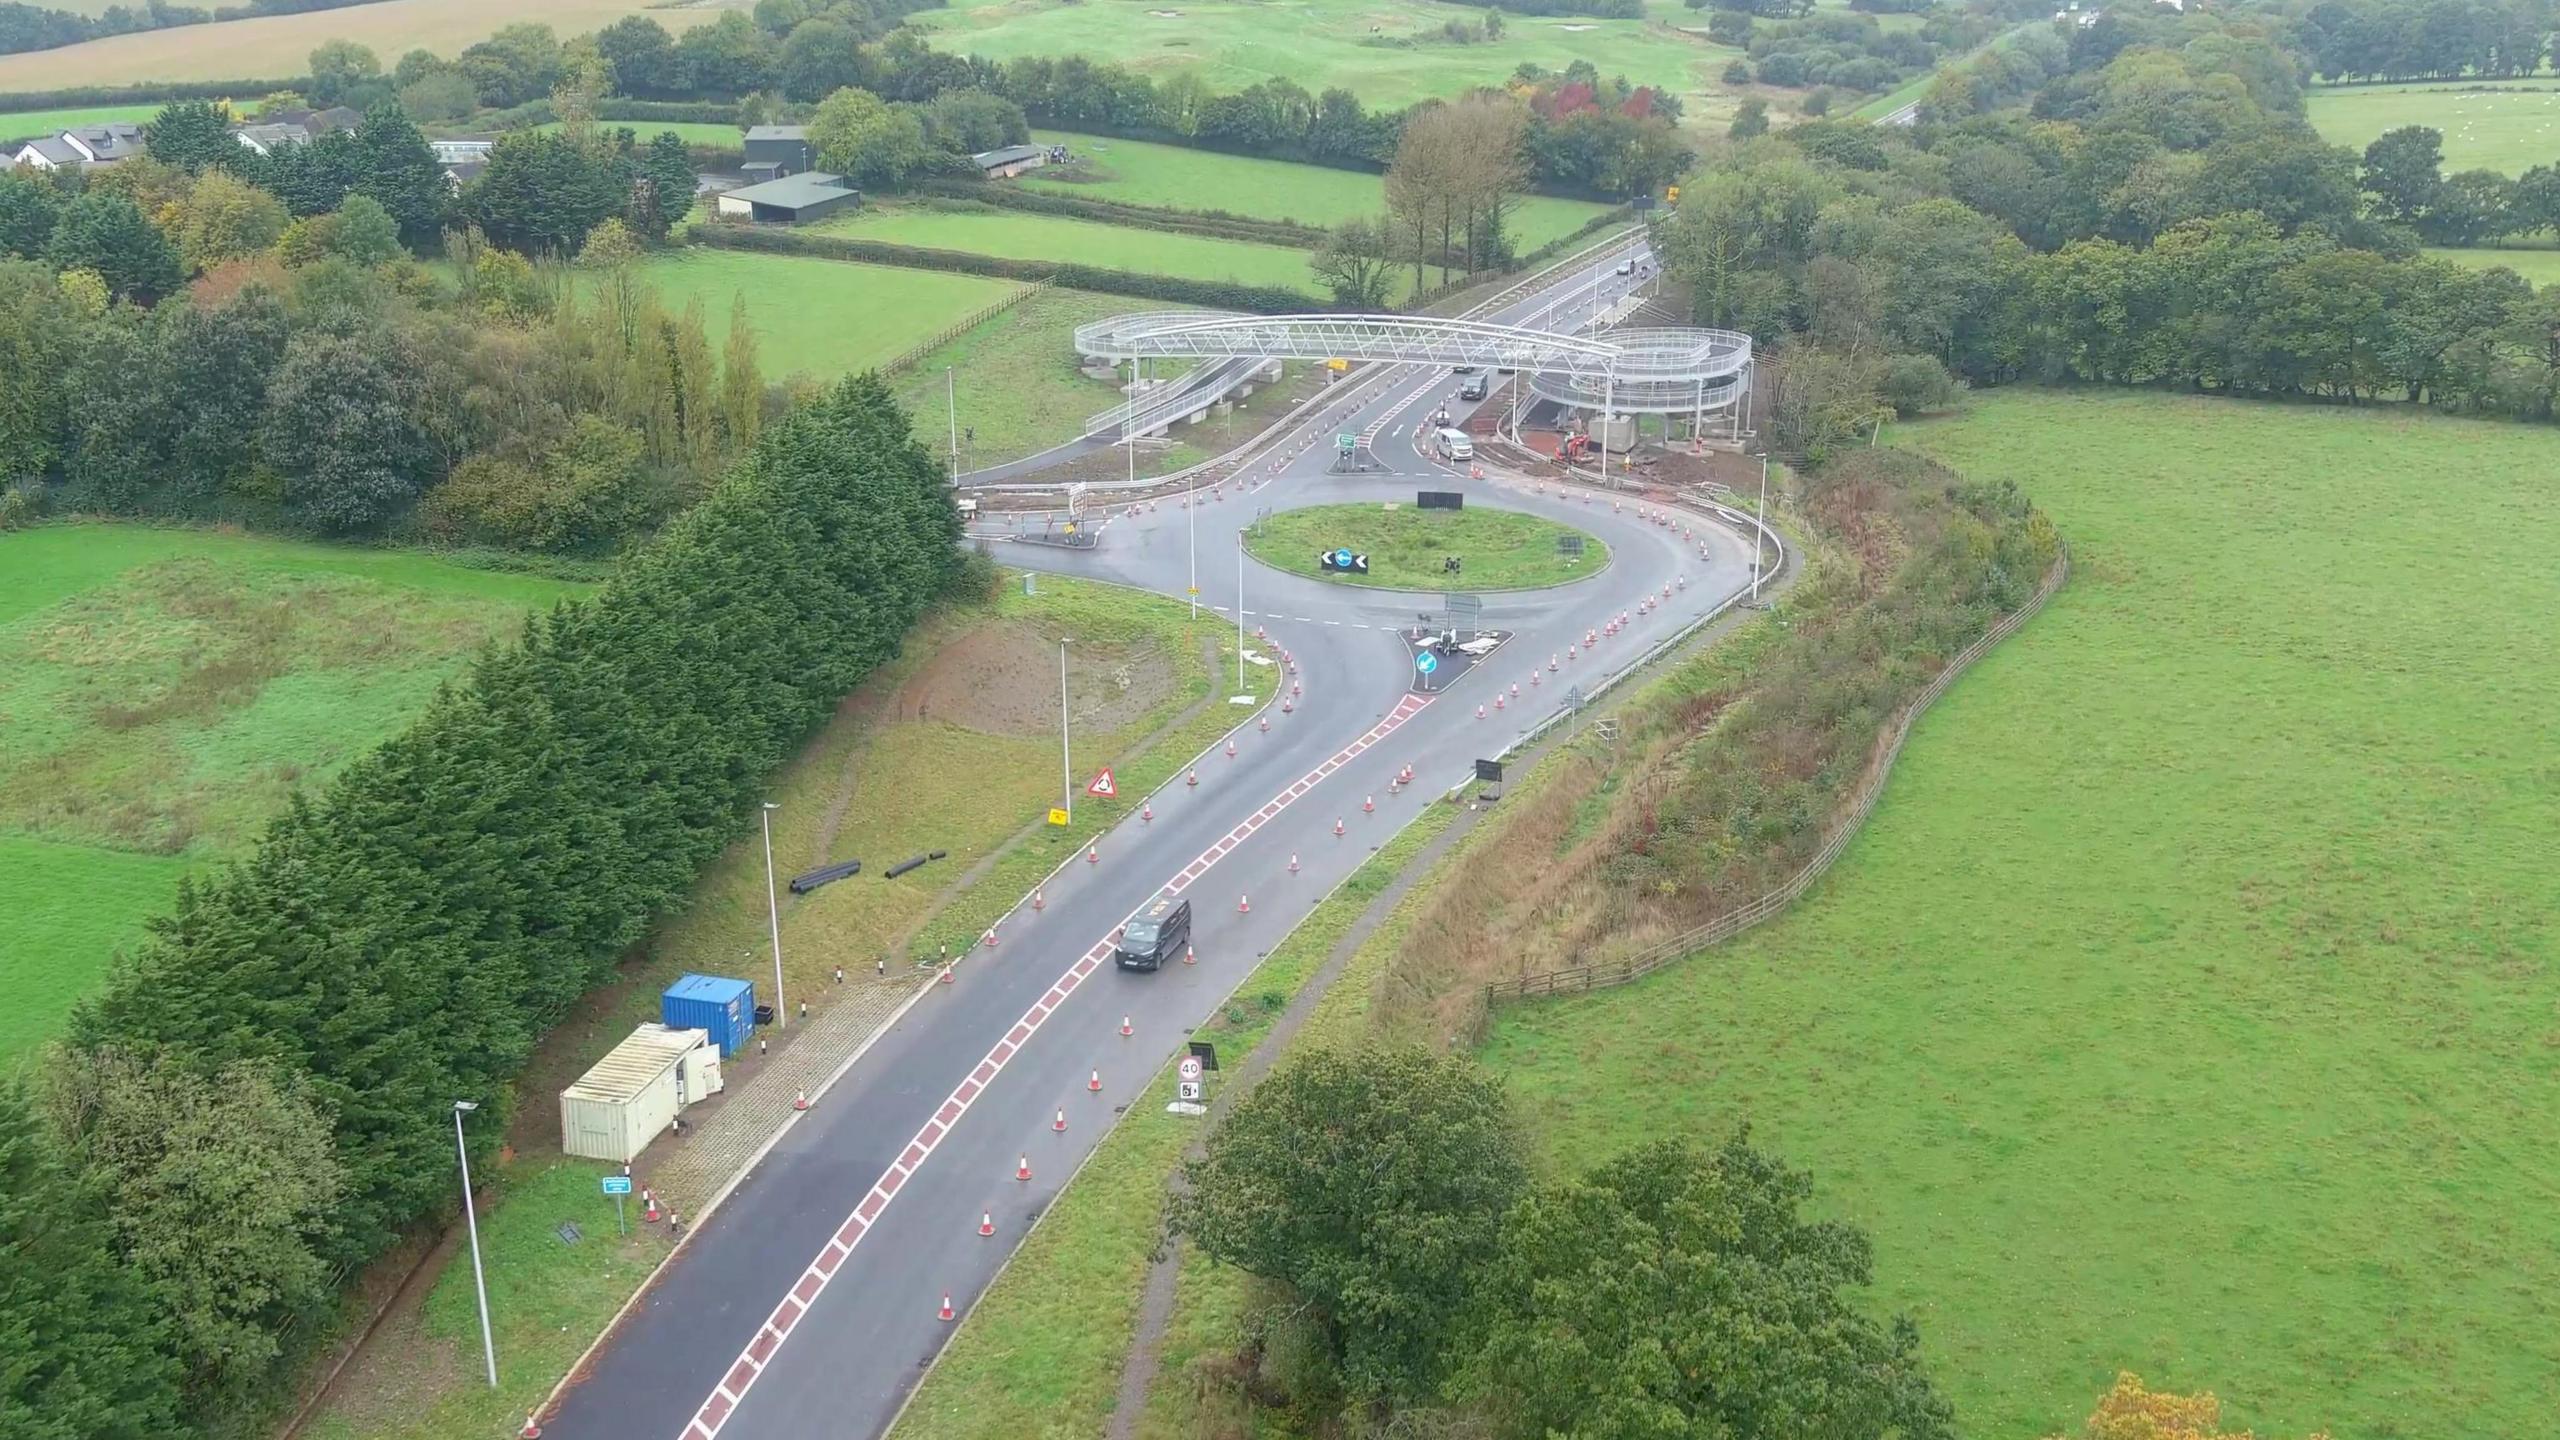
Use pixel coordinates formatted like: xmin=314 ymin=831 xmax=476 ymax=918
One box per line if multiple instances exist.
xmin=1458 ymin=374 xmax=1488 ymax=402
xmin=1115 ymin=896 xmax=1193 ymax=971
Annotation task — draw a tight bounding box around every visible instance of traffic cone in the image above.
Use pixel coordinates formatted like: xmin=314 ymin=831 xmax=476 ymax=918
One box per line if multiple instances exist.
xmin=1510 ymin=682 xmax=1519 ymax=697
xmin=1587 ymin=629 xmax=1597 ymax=646
xmin=521 ymin=1414 xmax=543 ymax=1439
xmin=1568 ymin=646 xmax=1577 ymax=662
xmin=1495 ymin=694 xmax=1505 ymax=710
xmin=940 ymin=962 xmax=955 ymax=985
xmin=1054 ymin=1107 xmax=1068 ymax=1133
xmin=1239 ymin=893 xmax=1251 ymax=913
xmin=1282 ymin=697 xmax=1294 ymax=714
xmin=1033 ymin=889 xmax=1045 ymax=910
xmin=1400 ymin=763 xmax=1414 ymax=784
xmin=1017 ymin=1154 xmax=1034 ymax=1181
xmin=1549 ymin=654 xmax=1559 ymax=671
xmin=940 ymin=1293 xmax=957 ymax=1321
xmin=1333 ymin=816 xmax=1345 ymax=837
xmin=979 ymin=1211 xmax=996 ymax=1237
xmin=1288 ymin=853 xmax=1300 ymax=874
xmin=1531 ymin=671 xmax=1541 ymax=686
xmin=1475 ymin=704 xmax=1486 ymax=719
xmin=1187 ymin=769 xmax=1200 ymax=788
xmin=1182 ymin=945 xmax=1196 ymax=966
xmin=1363 ymin=794 xmax=1375 ymax=813
xmin=1225 ymin=739 xmax=1237 ymax=758
xmin=1089 ymin=1068 xmax=1104 ymax=1091
xmin=1087 ymin=842 xmax=1099 ymax=865
xmin=1259 ymin=715 xmax=1269 ymax=732
xmin=794 ymin=1088 xmax=810 ymax=1111
xmin=982 ymin=925 xmax=999 ymax=948
xmin=1142 ymin=802 xmax=1154 ymax=823
xmin=1120 ymin=1014 xmax=1134 ymax=1037
xmin=643 ymin=1188 xmax=660 ymax=1223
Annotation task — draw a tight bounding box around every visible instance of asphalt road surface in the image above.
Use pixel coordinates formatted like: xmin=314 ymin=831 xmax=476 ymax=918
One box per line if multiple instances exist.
xmin=539 ymin=244 xmax=1761 ymax=1440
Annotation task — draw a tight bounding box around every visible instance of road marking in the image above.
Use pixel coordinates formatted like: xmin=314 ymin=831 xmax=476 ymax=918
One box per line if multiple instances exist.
xmin=678 ymin=692 xmax=1434 ymax=1440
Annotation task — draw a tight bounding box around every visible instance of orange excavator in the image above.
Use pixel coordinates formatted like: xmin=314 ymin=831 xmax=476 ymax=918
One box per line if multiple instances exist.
xmin=1554 ymin=433 xmax=1595 ymax=464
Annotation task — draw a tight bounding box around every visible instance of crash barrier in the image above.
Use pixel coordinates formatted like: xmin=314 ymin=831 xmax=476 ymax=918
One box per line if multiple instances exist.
xmin=1481 ymin=545 xmax=2069 ymax=1004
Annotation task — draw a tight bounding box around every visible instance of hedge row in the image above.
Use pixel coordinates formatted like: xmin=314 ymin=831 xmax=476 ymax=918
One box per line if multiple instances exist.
xmin=910 ymin=179 xmax=1325 ymax=248
xmin=70 ymin=375 xmax=962 ymax=1346
xmin=0 ymin=76 xmax=302 ymax=112
xmin=689 ymin=221 xmax=1322 ymax=312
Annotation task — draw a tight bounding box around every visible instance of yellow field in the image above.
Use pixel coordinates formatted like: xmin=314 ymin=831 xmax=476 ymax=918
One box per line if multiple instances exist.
xmin=0 ymin=0 xmax=734 ymax=90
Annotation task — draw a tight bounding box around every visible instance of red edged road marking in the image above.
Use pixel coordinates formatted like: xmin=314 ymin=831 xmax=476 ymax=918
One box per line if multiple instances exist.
xmin=677 ymin=692 xmax=1433 ymax=1439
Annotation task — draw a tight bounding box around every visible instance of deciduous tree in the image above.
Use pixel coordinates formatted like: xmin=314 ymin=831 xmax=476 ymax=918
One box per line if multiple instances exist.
xmin=46 ymin=193 xmax=183 ymax=303
xmin=1310 ymin=215 xmax=1399 ymax=309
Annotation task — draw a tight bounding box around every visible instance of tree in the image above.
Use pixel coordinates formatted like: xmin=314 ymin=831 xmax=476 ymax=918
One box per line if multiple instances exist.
xmin=779 ymin=16 xmax=868 ymax=101
xmin=174 ymin=171 xmax=289 ymax=273
xmin=1311 ymin=215 xmax=1399 ymax=309
xmin=46 ymin=193 xmax=183 ymax=303
xmin=2047 ymin=1372 xmax=2332 ymax=1440
xmin=158 ymin=285 xmax=289 ymax=503
xmin=1172 ymin=1048 xmax=1526 ymax=1404
xmin=676 ymin=12 xmax=779 ymax=96
xmin=468 ymin=130 xmax=633 ymax=256
xmin=460 ymin=22 xmax=567 ymax=108
xmin=262 ymin=327 xmax=437 ymax=531
xmin=595 ymin=15 xmax=681 ymax=97
xmin=634 ymin=131 xmax=696 ymax=240
xmin=579 ymin=215 xmax=643 ymax=268
xmin=0 ymin=170 xmax=61 ymax=259
xmin=328 ymin=193 xmax=404 ymax=267
xmin=722 ymin=290 xmax=762 ymax=449
xmin=352 ymin=101 xmax=448 ymax=248
xmin=49 ymin=1051 xmax=345 ymax=1413
xmin=808 ymin=85 xmax=933 ymax=189
xmin=923 ymin=88 xmax=1028 ymax=153
xmin=0 ymin=1077 xmax=184 ymax=1439
xmin=2360 ymin=125 xmax=2444 ymax=227
xmin=1879 ymin=351 xmax=1963 ymax=415
xmin=398 ymin=69 xmax=480 ymax=123
xmin=425 ymin=414 xmax=656 ymax=551
xmin=308 ymin=39 xmax=382 ymax=106
xmin=1730 ymin=96 xmax=1771 ymax=140
xmin=144 ymin=100 xmax=236 ymax=174
xmin=1455 ymin=1136 xmax=1955 ymax=1440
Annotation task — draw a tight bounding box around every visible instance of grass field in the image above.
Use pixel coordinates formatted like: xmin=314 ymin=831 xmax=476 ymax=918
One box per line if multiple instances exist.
xmin=1476 ymin=390 xmax=2560 ymax=1439
xmin=814 ymin=204 xmax=1337 ymax=298
xmin=2432 ymin=243 xmax=2560 ymax=286
xmin=626 ymin=247 xmax=1026 ymax=381
xmin=889 ymin=287 xmax=1165 ymax=465
xmin=912 ymin=0 xmax=1740 ymax=123
xmin=2307 ymin=80 xmax=2560 ymax=174
xmin=0 ymin=524 xmax=583 ymax=1059
xmin=1245 ymin=503 xmax=1606 ymax=590
xmin=0 ymin=102 xmax=161 ymax=140
xmin=539 ymin=119 xmax=746 ymax=146
xmin=0 ymin=0 xmax=718 ymax=91
xmin=1026 ymin=129 xmax=1612 ymax=248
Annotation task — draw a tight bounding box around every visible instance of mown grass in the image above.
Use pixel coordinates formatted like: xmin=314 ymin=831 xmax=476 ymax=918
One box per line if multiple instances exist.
xmin=2430 ymin=243 xmax=2560 ymax=287
xmin=814 ymin=204 xmax=1340 ymax=298
xmin=0 ymin=524 xmax=583 ymax=1060
xmin=0 ymin=102 xmax=160 ymax=139
xmin=1477 ymin=390 xmax=2560 ymax=1440
xmin=0 ymin=0 xmax=709 ymax=89
xmin=1025 ymin=129 xmax=1612 ymax=249
xmin=912 ymin=0 xmax=1739 ymax=121
xmin=300 ymin=1158 xmax=675 ymax=1440
xmin=1245 ymin=502 xmax=1607 ymax=591
xmin=623 ymin=247 xmax=1026 ymax=382
xmin=889 ymin=287 xmax=1173 ymax=466
xmin=2307 ymin=79 xmax=2560 ymax=176
xmin=891 ymin=799 xmax=1467 ymax=1440
xmin=538 ymin=119 xmax=745 ymax=147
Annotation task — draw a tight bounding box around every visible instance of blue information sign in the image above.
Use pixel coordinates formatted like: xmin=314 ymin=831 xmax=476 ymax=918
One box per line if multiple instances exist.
xmin=1414 ymin=650 xmax=1439 ymax=675
xmin=1332 ymin=548 xmax=1354 ymax=569
xmin=601 ymin=1175 xmax=633 ymax=1196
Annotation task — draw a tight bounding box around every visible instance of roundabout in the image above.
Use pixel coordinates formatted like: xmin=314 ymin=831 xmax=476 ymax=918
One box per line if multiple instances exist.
xmin=1242 ymin=503 xmax=1609 ymax=591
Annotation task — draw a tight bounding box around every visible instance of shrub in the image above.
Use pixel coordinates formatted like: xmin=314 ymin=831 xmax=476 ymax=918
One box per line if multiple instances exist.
xmin=1880 ymin=352 xmax=1964 ymax=416
xmin=423 ymin=416 xmax=666 ymax=553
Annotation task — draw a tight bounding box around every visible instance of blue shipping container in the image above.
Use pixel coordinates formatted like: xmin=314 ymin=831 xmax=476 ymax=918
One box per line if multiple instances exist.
xmin=661 ymin=973 xmax=756 ymax=1057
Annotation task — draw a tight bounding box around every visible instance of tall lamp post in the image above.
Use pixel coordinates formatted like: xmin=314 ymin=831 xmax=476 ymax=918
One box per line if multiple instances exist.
xmin=451 ymin=1100 xmax=498 ymax=1389
xmin=1057 ymin=638 xmax=1074 ymax=824
xmin=945 ymin=366 xmax=959 ymax=482
xmin=759 ymin=801 xmax=784 ymax=1029
xmin=1752 ymin=453 xmax=1770 ymax=601
xmin=1235 ymin=529 xmax=1247 ymax=689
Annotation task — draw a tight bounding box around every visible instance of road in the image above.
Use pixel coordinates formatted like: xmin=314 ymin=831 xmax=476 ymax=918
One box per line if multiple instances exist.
xmin=537 ymin=244 xmax=1760 ymax=1440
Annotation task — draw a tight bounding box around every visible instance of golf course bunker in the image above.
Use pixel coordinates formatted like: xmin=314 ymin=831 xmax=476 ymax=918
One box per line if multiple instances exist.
xmin=898 ymin=619 xmax=1177 ymax=737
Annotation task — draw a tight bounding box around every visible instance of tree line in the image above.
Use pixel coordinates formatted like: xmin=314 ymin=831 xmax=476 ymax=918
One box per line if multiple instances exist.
xmin=1657 ymin=9 xmax=2560 ymax=455
xmin=0 ymin=373 xmax=963 ymax=1436
xmin=0 ymin=97 xmax=763 ymax=547
xmin=2287 ymin=0 xmax=2555 ymax=83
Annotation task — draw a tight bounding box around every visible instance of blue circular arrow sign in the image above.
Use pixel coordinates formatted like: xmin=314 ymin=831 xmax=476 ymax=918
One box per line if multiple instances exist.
xmin=1414 ymin=650 xmax=1439 ymax=675
xmin=1332 ymin=548 xmax=1354 ymax=569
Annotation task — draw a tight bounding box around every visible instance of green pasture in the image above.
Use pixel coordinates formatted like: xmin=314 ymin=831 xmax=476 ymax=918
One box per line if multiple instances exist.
xmin=2307 ymin=80 xmax=2560 ymax=175
xmin=1478 ymin=389 xmax=2560 ymax=1439
xmin=0 ymin=102 xmax=161 ymax=139
xmin=1025 ymin=129 xmax=1612 ymax=247
xmin=538 ymin=119 xmax=746 ymax=146
xmin=626 ymin=247 xmax=1026 ymax=379
xmin=1245 ymin=503 xmax=1607 ymax=590
xmin=2431 ymin=243 xmax=2560 ymax=286
xmin=812 ymin=204 xmax=1336 ymax=297
xmin=910 ymin=0 xmax=1739 ymax=121
xmin=0 ymin=524 xmax=582 ymax=1060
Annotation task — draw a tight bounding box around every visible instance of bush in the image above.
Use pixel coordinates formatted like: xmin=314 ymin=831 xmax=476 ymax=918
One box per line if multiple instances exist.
xmin=1722 ymin=59 xmax=1754 ymax=84
xmin=687 ymin=221 xmax=1322 ymax=311
xmin=909 ymin=179 xmax=1324 ymax=247
xmin=1880 ymin=352 xmax=1964 ymax=416
xmin=423 ymin=416 xmax=668 ymax=553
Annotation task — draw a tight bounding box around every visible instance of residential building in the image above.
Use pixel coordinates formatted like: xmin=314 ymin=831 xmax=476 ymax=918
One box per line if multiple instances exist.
xmin=231 ymin=122 xmax=310 ymax=156
xmin=8 ymin=135 xmax=85 ymax=170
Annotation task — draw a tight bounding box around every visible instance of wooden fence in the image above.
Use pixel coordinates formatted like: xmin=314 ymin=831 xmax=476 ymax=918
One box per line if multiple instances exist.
xmin=875 ymin=280 xmax=1052 ymax=380
xmin=1484 ymin=543 xmax=2071 ymax=1003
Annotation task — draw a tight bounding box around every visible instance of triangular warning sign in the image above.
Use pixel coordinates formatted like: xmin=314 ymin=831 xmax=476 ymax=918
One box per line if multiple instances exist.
xmin=1086 ymin=768 xmax=1117 ymax=798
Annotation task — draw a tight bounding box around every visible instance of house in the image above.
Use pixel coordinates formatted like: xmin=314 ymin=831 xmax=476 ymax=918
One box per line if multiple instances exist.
xmin=430 ymin=137 xmax=495 ymax=164
xmin=713 ymin=171 xmax=860 ymax=223
xmin=9 ymin=135 xmax=85 ymax=170
xmin=971 ymin=144 xmax=1047 ymax=180
xmin=231 ymin=122 xmax=310 ymax=157
xmin=62 ymin=122 xmax=146 ymax=163
xmin=741 ymin=125 xmax=812 ymax=182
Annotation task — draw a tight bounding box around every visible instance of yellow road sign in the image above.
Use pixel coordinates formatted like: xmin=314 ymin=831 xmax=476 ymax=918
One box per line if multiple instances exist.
xmin=1047 ymin=807 xmax=1070 ymax=827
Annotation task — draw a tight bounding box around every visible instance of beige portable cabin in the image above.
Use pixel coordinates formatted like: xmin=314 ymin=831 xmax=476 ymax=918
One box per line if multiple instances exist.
xmin=559 ymin=1023 xmax=725 ymax=1163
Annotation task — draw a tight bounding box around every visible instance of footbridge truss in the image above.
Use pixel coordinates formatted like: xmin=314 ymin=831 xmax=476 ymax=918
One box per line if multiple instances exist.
xmin=1073 ymin=312 xmax=1753 ymax=416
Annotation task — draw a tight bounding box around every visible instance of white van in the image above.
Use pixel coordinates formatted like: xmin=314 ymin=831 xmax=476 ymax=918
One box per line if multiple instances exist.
xmin=1435 ymin=428 xmax=1474 ymax=462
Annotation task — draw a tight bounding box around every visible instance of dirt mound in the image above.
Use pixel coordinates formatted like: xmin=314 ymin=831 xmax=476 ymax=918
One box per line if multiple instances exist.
xmin=896 ymin=619 xmax=1175 ymax=739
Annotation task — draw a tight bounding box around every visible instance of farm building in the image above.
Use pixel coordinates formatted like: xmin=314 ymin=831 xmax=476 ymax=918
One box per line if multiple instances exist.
xmin=972 ymin=143 xmax=1049 ymax=179
xmin=743 ymin=124 xmax=814 ymax=181
xmin=714 ymin=171 xmax=861 ymax=223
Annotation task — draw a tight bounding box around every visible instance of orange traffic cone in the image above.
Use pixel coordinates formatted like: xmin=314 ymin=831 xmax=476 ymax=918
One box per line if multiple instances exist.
xmin=1288 ymin=853 xmax=1300 ymax=874
xmin=982 ymin=925 xmax=999 ymax=948
xmin=1017 ymin=1154 xmax=1033 ymax=1181
xmin=1054 ymin=1107 xmax=1068 ymax=1133
xmin=1225 ymin=739 xmax=1237 ymax=758
xmin=1363 ymin=795 xmax=1375 ymax=813
xmin=1260 ymin=715 xmax=1269 ymax=732
xmin=1187 ymin=769 xmax=1199 ymax=787
xmin=939 ymin=1292 xmax=956 ymax=1321
xmin=1089 ymin=1068 xmax=1104 ymax=1092
xmin=1238 ymin=894 xmax=1251 ymax=913
xmin=794 ymin=1088 xmax=810 ymax=1111
xmin=1120 ymin=1014 xmax=1134 ymax=1037
xmin=1182 ymin=945 xmax=1196 ymax=966
xmin=643 ymin=1188 xmax=660 ymax=1223
xmin=521 ymin=1414 xmax=543 ymax=1439
xmin=1032 ymin=888 xmax=1045 ymax=910
xmin=939 ymin=962 xmax=955 ymax=985
xmin=1334 ymin=817 xmax=1345 ymax=837
xmin=1142 ymin=802 xmax=1153 ymax=822
xmin=1086 ymin=842 xmax=1099 ymax=865
xmin=978 ymin=1212 xmax=995 ymax=1237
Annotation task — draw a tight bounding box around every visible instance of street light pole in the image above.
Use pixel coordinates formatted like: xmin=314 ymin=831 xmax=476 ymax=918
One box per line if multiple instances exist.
xmin=759 ymin=801 xmax=784 ymax=1030
xmin=1235 ymin=529 xmax=1246 ymax=690
xmin=1752 ymin=454 xmax=1769 ymax=601
xmin=451 ymin=1101 xmax=497 ymax=1389
xmin=1058 ymin=638 xmax=1073 ymax=823
xmin=945 ymin=367 xmax=958 ymax=482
